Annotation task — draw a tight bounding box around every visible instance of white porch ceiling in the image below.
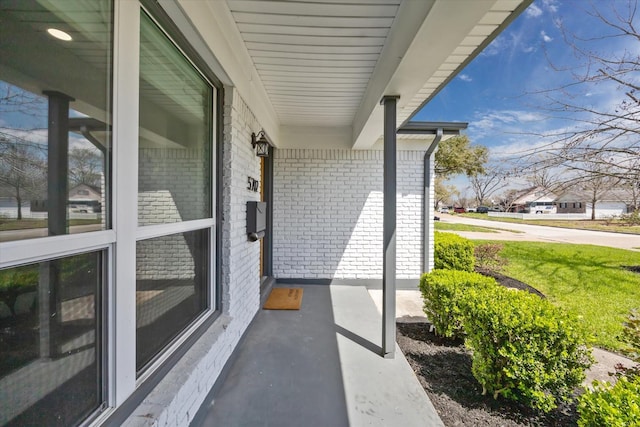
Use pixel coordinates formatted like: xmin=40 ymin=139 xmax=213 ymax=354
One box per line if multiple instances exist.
xmin=219 ymin=0 xmax=532 ymax=148
xmin=227 ymin=0 xmax=402 ymax=128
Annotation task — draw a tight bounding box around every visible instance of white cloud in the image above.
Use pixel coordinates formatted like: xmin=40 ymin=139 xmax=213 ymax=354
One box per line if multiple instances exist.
xmin=458 ymin=74 xmax=472 ymax=82
xmin=541 ymin=30 xmax=553 ymax=42
xmin=480 ymin=35 xmax=507 ymax=56
xmin=542 ymin=0 xmax=559 ymax=13
xmin=0 ymin=126 xmax=95 ymax=151
xmin=526 ymin=4 xmax=543 ymax=18
xmin=470 ymin=110 xmax=546 ymax=134
xmin=0 ymin=127 xmax=48 ymax=145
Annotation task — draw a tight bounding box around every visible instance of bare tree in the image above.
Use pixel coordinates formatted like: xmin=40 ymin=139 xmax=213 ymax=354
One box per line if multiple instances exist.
xmin=434 ymin=177 xmax=458 ymax=209
xmin=615 ymin=173 xmax=640 ymax=212
xmin=497 ymin=188 xmax=522 ymax=212
xmin=0 ymin=135 xmax=46 ymax=219
xmin=469 ymin=167 xmax=508 ymax=206
xmin=518 ymin=0 xmax=640 ymax=181
xmin=69 ymin=147 xmax=103 ymax=188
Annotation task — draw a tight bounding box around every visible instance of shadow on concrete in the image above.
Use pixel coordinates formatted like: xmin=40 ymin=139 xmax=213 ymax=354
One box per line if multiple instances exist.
xmin=334 ymin=324 xmax=382 ymax=356
xmin=193 ymin=286 xmax=350 ymax=427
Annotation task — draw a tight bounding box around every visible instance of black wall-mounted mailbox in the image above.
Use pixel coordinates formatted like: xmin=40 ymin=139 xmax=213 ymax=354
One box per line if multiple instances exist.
xmin=247 ymin=201 xmax=267 ymax=241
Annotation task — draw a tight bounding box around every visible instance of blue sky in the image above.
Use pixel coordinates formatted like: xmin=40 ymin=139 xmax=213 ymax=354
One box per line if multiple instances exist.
xmin=414 ymin=0 xmax=637 ymax=185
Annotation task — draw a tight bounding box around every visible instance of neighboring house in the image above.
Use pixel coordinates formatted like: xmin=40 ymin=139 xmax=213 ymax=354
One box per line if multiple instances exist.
xmin=68 ymin=183 xmax=102 ymax=213
xmin=510 ymin=186 xmax=557 ymax=213
xmin=556 ymin=188 xmax=634 ymax=218
xmin=0 ymin=1 xmax=530 ymax=426
xmin=68 ymin=183 xmax=101 ymax=203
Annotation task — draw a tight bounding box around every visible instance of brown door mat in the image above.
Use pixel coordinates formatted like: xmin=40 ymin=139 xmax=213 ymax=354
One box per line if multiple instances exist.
xmin=263 ymin=288 xmax=303 ymax=310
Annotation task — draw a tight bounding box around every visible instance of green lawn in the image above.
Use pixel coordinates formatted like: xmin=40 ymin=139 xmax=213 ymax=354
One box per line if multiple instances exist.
xmin=0 ymin=218 xmax=101 ymax=231
xmin=435 ymin=222 xmax=498 ymax=233
xmin=462 ymin=213 xmax=640 ymax=235
xmin=474 ymin=240 xmax=640 ymax=353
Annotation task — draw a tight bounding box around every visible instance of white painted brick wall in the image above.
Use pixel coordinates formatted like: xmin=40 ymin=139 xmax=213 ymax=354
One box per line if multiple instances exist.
xmin=138 ymin=148 xmax=208 ymax=225
xmin=123 ymin=88 xmax=263 ymax=427
xmin=273 ymin=149 xmax=424 ymax=280
xmin=137 ymin=147 xmax=209 ymax=279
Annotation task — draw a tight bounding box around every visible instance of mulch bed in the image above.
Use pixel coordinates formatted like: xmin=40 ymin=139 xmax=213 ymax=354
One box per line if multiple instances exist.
xmin=475 ymin=267 xmax=546 ymax=298
xmin=623 ymin=265 xmax=640 ymax=274
xmin=397 ymin=322 xmax=579 ymax=426
xmin=397 ymin=269 xmax=580 ymax=426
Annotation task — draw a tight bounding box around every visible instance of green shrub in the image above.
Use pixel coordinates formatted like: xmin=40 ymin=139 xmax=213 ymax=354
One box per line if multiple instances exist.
xmin=474 ymin=243 xmax=508 ymax=272
xmin=434 ymin=232 xmax=475 ymax=271
xmin=621 ymin=308 xmax=640 ymax=362
xmin=578 ymin=376 xmax=640 ymax=427
xmin=419 ymin=270 xmax=497 ymax=338
xmin=461 ymin=286 xmax=593 ymax=412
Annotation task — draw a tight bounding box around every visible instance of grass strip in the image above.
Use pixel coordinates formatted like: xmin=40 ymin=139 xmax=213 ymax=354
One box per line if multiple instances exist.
xmin=0 ymin=219 xmax=101 ymax=231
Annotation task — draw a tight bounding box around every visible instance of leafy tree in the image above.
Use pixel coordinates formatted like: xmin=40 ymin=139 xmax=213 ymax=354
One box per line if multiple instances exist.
xmin=435 ymin=135 xmax=488 ymax=177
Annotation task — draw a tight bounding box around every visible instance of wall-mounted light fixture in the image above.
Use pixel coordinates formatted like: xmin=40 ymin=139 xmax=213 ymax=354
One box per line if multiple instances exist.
xmin=251 ymin=130 xmax=271 ymax=158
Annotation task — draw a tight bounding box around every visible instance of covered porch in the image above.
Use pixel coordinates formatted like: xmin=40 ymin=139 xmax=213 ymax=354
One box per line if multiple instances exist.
xmin=192 ymin=284 xmax=440 ymax=427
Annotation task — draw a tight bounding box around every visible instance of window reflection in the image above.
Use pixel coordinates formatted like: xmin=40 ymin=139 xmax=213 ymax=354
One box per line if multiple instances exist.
xmin=0 ymin=0 xmax=112 ymax=243
xmin=138 ymin=12 xmax=213 ymax=226
xmin=0 ymin=252 xmax=103 ymax=426
xmin=136 ymin=229 xmax=208 ymax=372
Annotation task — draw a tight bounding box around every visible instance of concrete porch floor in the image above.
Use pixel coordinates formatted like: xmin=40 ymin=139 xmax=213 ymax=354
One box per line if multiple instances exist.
xmin=191 ymin=285 xmax=443 ymax=427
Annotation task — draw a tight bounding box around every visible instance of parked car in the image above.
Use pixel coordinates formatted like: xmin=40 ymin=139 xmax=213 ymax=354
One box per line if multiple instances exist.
xmin=467 ymin=207 xmax=476 ymax=213
xmin=476 ymin=206 xmax=489 ymax=213
xmin=489 ymin=206 xmax=504 ymax=212
xmin=453 ymin=207 xmax=466 ymax=213
xmin=439 ymin=207 xmax=449 ymax=214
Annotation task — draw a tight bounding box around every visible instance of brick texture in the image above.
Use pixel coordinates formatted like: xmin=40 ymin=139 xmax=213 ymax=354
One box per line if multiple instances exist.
xmin=273 ymin=149 xmax=424 ymax=280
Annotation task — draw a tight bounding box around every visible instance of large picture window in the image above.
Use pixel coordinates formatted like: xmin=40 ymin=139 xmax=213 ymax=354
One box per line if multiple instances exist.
xmin=135 ymin=10 xmax=215 ymax=375
xmin=0 ymin=1 xmax=112 ymax=243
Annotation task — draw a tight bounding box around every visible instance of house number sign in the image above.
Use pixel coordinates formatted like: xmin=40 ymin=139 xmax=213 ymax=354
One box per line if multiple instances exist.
xmin=247 ymin=177 xmax=259 ymax=192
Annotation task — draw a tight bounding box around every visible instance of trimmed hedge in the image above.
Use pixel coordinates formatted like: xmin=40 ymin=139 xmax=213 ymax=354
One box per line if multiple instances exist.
xmin=578 ymin=376 xmax=640 ymax=426
xmin=461 ymin=286 xmax=593 ymax=412
xmin=419 ymin=270 xmax=497 ymax=338
xmin=434 ymin=232 xmax=475 ymax=271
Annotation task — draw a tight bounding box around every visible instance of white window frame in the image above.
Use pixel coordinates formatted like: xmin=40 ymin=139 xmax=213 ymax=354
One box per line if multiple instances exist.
xmin=125 ymin=3 xmax=219 ymax=386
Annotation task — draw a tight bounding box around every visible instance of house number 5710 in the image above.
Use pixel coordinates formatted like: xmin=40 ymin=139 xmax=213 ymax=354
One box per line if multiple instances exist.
xmin=247 ymin=177 xmax=259 ymax=192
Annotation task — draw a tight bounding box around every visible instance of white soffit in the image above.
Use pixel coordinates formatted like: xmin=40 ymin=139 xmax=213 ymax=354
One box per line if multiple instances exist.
xmin=227 ymin=0 xmax=403 ymax=128
xmin=224 ymin=0 xmax=529 ymax=147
